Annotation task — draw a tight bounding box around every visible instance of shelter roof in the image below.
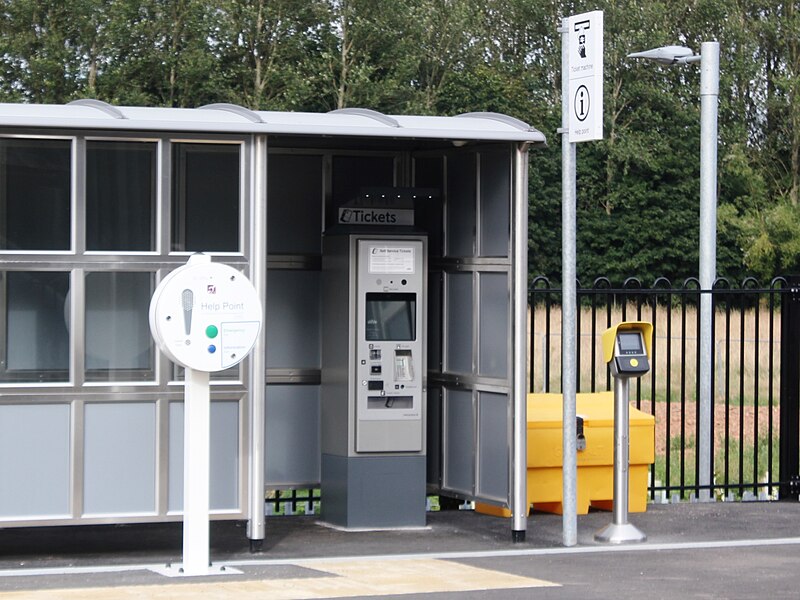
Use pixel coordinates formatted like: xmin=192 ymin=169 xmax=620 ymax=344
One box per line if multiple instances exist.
xmin=0 ymin=101 xmax=546 ymax=145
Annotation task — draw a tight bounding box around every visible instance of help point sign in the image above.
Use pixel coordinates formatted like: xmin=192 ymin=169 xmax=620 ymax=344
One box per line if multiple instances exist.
xmin=149 ymin=255 xmax=262 ymax=372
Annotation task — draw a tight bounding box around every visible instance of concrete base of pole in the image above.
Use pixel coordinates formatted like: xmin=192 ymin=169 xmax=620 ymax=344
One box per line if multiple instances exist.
xmin=150 ymin=563 xmax=242 ymax=578
xmin=594 ymin=522 xmax=647 ymax=544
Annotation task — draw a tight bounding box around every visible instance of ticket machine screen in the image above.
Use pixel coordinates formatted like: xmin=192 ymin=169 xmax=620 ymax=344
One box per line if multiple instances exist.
xmin=365 ymin=293 xmax=416 ymax=341
xmin=617 ymin=331 xmax=644 ymax=354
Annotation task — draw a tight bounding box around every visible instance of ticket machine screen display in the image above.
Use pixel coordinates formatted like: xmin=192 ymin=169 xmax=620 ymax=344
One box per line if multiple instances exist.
xmin=365 ymin=293 xmax=416 ymax=341
xmin=617 ymin=332 xmax=644 ymax=355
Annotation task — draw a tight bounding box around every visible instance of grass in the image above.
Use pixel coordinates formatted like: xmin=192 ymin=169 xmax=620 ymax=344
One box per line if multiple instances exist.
xmin=266 ymin=489 xmax=320 ymax=516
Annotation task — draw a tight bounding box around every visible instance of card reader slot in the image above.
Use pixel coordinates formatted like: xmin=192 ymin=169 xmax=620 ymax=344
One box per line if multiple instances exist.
xmin=368 ymin=396 xmax=413 ymax=409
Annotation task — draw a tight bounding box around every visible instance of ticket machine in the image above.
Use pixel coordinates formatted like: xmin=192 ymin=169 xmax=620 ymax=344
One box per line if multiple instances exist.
xmin=320 ymin=192 xmax=428 ymax=528
xmin=595 ymin=321 xmax=652 ymax=544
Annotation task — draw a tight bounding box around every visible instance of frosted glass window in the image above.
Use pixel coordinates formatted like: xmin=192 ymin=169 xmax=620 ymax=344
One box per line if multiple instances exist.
xmin=85 ymin=271 xmax=154 ymax=381
xmin=267 ymin=154 xmax=322 ymax=254
xmin=0 ymin=404 xmax=71 ymax=517
xmin=479 ymin=273 xmax=508 ymax=378
xmin=83 ymin=402 xmax=156 ymax=515
xmin=329 ymin=155 xmax=394 ymax=228
xmin=1 ymin=271 xmax=70 ymax=382
xmin=443 ymin=388 xmax=474 ymax=494
xmin=477 ymin=392 xmax=509 ymax=501
xmin=266 ymin=270 xmax=320 ymax=369
xmin=87 ymin=141 xmax=156 ymax=251
xmin=0 ymin=138 xmax=71 ymax=251
xmin=446 ymin=153 xmax=477 ymax=258
xmin=445 ymin=273 xmax=473 ymax=373
xmin=172 ymin=143 xmax=240 ymax=252
xmin=479 ymin=151 xmax=510 ymax=257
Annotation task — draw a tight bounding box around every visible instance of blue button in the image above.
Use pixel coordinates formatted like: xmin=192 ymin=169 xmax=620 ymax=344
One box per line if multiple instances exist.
xmin=208 ymin=345 xmax=217 ymax=354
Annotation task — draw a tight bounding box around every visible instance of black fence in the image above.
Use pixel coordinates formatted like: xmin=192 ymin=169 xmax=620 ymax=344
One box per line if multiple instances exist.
xmin=267 ymin=275 xmax=800 ymax=514
xmin=530 ymin=275 xmax=800 ymax=502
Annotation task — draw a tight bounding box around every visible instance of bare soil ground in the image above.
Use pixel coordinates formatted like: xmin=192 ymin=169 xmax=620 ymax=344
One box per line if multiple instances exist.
xmin=637 ymin=400 xmax=778 ymax=457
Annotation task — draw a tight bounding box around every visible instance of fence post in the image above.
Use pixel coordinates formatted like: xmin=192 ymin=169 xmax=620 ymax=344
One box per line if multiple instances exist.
xmin=779 ymin=276 xmax=800 ymax=500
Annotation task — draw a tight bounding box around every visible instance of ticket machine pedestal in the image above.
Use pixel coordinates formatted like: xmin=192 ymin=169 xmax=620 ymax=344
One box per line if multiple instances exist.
xmin=321 ymin=234 xmax=427 ymax=529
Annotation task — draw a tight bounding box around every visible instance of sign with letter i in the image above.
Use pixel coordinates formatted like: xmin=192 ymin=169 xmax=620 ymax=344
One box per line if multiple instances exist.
xmin=567 ymin=11 xmax=604 ymax=143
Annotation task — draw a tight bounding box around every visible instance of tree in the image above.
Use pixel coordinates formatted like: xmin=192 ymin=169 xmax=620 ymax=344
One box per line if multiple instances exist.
xmin=1 ymin=0 xmax=798 ymax=282
xmin=96 ymin=0 xmax=225 ymax=107
xmin=0 ymin=0 xmax=98 ymax=102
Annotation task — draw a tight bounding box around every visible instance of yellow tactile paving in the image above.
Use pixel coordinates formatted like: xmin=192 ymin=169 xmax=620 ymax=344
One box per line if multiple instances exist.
xmin=0 ymin=558 xmax=558 ymax=599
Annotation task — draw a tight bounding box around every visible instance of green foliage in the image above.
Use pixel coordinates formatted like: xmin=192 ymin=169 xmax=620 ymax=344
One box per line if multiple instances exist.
xmin=1 ymin=0 xmax=798 ymax=282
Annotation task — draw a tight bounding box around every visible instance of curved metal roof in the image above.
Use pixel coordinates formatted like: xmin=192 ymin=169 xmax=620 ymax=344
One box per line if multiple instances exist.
xmin=0 ymin=101 xmax=546 ymax=145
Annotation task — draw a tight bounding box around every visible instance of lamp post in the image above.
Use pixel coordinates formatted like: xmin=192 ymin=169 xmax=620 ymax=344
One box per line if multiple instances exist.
xmin=628 ymin=42 xmax=719 ymax=502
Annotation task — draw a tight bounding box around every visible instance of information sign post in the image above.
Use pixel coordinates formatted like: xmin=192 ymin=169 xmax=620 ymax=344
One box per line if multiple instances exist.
xmin=560 ymin=10 xmax=603 ymax=548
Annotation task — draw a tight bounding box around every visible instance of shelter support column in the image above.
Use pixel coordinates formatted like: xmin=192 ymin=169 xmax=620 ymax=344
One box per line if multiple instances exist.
xmin=247 ymin=134 xmax=268 ymax=550
xmin=511 ymin=142 xmax=531 ymax=541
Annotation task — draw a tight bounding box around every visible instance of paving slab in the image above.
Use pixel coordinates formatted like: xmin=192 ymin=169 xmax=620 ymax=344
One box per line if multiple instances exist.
xmin=1 ymin=501 xmax=799 ymax=598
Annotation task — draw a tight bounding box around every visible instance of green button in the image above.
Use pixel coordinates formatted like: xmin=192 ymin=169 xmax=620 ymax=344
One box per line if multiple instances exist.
xmin=206 ymin=325 xmax=219 ymax=339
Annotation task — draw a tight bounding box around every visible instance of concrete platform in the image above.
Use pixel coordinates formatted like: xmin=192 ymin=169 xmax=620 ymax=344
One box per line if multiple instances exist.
xmin=2 ymin=501 xmax=800 ymax=598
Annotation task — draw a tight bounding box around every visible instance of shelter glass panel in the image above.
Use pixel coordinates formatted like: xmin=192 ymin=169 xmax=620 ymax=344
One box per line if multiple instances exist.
xmin=83 ymin=402 xmax=156 ymax=515
xmin=266 ymin=270 xmax=320 ymax=369
xmin=1 ymin=271 xmax=70 ymax=383
xmin=478 ymin=272 xmax=508 ymax=378
xmin=86 ymin=141 xmax=156 ymax=251
xmin=413 ymin=156 xmax=445 ymax=258
xmin=477 ymin=391 xmax=509 ymax=501
xmin=172 ymin=143 xmax=240 ymax=252
xmin=0 ymin=138 xmax=71 ymax=251
xmin=0 ymin=404 xmax=71 ymax=518
xmin=443 ymin=388 xmax=474 ymax=494
xmin=267 ymin=154 xmax=323 ymax=255
xmin=445 ymin=272 xmax=473 ymax=374
xmin=169 ymin=400 xmax=241 ymax=512
xmin=446 ymin=153 xmax=477 ymax=257
xmin=329 ymin=155 xmax=394 ymax=228
xmin=427 ymin=271 xmax=443 ymax=372
xmin=265 ymin=385 xmax=320 ymax=486
xmin=84 ymin=271 xmax=155 ymax=382
xmin=479 ymin=151 xmax=510 ymax=257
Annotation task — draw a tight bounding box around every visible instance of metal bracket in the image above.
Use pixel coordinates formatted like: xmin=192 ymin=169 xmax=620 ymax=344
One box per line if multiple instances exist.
xmin=576 ymin=416 xmax=586 ymax=451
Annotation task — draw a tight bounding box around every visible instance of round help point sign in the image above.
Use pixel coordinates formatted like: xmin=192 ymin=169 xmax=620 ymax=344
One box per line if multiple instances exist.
xmin=149 ymin=255 xmax=262 ymax=372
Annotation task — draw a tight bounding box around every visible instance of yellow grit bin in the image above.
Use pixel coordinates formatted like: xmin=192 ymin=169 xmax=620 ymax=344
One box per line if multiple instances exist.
xmin=477 ymin=391 xmax=655 ymax=517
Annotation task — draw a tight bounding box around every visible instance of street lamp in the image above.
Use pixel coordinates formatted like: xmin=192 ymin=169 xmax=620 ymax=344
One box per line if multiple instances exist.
xmin=628 ymin=42 xmax=720 ymax=502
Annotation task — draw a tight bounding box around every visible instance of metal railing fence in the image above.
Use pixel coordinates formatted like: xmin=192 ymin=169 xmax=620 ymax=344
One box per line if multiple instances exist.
xmin=529 ymin=275 xmax=798 ymax=502
xmin=265 ymin=275 xmax=800 ymax=515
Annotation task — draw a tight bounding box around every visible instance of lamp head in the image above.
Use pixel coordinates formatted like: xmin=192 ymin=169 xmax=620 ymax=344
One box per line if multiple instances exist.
xmin=627 ymin=45 xmax=695 ymax=65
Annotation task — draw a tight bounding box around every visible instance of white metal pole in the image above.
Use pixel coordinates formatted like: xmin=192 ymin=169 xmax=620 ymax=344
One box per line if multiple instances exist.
xmin=612 ymin=377 xmax=631 ymax=526
xmin=512 ymin=142 xmax=531 ymax=541
xmin=183 ymin=367 xmax=211 ymax=575
xmin=560 ymin=17 xmax=578 ymax=547
xmin=698 ymin=41 xmax=719 ymax=502
xmin=594 ymin=375 xmax=646 ymax=543
xmin=247 ymin=134 xmax=268 ymax=548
